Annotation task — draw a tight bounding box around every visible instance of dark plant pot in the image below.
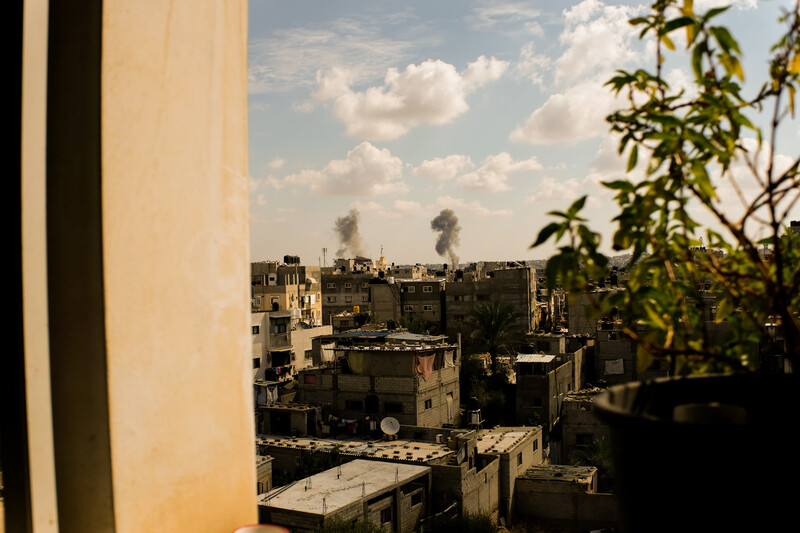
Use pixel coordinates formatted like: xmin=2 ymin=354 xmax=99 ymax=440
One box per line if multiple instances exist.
xmin=594 ymin=374 xmax=800 ymax=532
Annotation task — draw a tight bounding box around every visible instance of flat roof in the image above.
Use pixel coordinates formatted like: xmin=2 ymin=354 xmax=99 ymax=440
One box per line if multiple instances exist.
xmin=259 ymin=459 xmax=429 ymax=514
xmin=516 ymin=354 xmax=555 ymax=363
xmin=521 ymin=465 xmax=596 ymax=483
xmin=476 ymin=427 xmax=538 ymax=454
xmin=256 ymin=434 xmax=453 ymax=463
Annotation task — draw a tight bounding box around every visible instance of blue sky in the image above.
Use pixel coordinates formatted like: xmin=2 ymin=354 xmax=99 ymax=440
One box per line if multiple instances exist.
xmin=248 ymin=0 xmax=798 ymax=266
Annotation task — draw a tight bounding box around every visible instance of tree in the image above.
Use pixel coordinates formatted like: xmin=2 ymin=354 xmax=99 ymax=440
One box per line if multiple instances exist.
xmin=533 ymin=0 xmax=800 ymax=374
xmin=467 ymin=300 xmax=524 ymax=376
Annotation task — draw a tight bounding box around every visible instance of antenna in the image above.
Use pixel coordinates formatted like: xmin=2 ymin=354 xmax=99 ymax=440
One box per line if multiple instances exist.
xmin=322 ymin=247 xmax=327 ymax=267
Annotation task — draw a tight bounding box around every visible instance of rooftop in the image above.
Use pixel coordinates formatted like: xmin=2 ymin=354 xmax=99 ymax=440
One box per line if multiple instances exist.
xmin=521 ymin=465 xmax=597 ymax=483
xmin=258 ymin=459 xmax=430 ymax=514
xmin=256 ymin=434 xmax=453 ymax=463
xmin=516 ymin=354 xmax=556 ymax=364
xmin=476 ymin=427 xmax=538 ymax=454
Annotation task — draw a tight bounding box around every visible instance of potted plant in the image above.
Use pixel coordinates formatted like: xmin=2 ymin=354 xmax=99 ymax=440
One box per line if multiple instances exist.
xmin=532 ymin=1 xmax=800 ymax=530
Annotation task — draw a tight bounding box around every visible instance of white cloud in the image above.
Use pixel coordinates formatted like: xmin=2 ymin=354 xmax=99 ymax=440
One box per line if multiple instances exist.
xmin=515 ymin=41 xmax=551 ymax=87
xmin=462 ymin=55 xmax=511 ymax=93
xmin=510 ymin=78 xmax=619 ymax=145
xmin=351 ymin=199 xmax=424 ymax=219
xmin=269 ymin=157 xmax=285 ymax=169
xmin=255 ymin=193 xmax=267 ymax=206
xmin=458 ymin=152 xmax=542 ymax=192
xmin=555 ymin=0 xmax=642 ymax=84
xmin=469 ymin=1 xmax=542 ymax=29
xmin=693 ymin=0 xmax=757 ymax=11
xmin=414 ymin=155 xmax=474 ymax=181
xmin=314 ymin=56 xmax=508 ymax=141
xmin=283 ymin=142 xmax=406 ymax=196
xmin=248 ymin=14 xmax=434 ymax=94
xmin=526 ymin=176 xmax=582 ymax=203
xmin=432 ymin=196 xmax=513 ymax=217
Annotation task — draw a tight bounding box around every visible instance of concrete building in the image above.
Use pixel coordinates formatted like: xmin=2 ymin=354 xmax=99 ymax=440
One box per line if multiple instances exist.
xmin=515 ymin=465 xmax=617 ymax=531
xmin=554 ymin=388 xmax=611 ymax=466
xmin=475 ymin=427 xmax=544 ymax=521
xmin=258 ymin=459 xmax=432 ymax=533
xmin=370 ymin=278 xmax=447 ymax=334
xmin=515 ymin=354 xmax=576 ymax=436
xmin=594 ymin=321 xmax=670 ymax=385
xmin=252 ymin=260 xmax=323 ymax=326
xmin=255 ymin=425 xmax=542 ymax=524
xmin=321 ymin=269 xmax=377 ymax=324
xmin=251 ymin=311 xmax=332 ymax=381
xmin=445 ymin=266 xmax=539 ymax=342
xmin=298 ymin=331 xmax=461 ymax=428
xmin=256 ymin=455 xmax=274 ymax=495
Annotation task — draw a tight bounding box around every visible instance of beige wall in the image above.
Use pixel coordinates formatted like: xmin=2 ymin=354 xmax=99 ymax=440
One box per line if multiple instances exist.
xmin=19 ymin=0 xmax=257 ymax=531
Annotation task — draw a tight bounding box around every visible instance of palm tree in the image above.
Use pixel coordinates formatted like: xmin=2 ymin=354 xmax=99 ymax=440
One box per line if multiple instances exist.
xmin=467 ymin=300 xmax=523 ymax=376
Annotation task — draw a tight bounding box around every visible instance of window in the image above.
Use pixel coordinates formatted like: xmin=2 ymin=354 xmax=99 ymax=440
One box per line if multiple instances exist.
xmin=423 ymin=305 xmax=433 ymax=311
xmin=517 ymin=452 xmax=523 ymax=466
xmin=305 ymin=350 xmax=312 ymax=360
xmin=345 ymin=296 xmax=352 ymax=303
xmin=423 ymin=285 xmax=433 ymax=293
xmin=252 ymin=358 xmax=260 ymax=369
xmin=344 ymin=282 xmax=352 ymax=288
xmin=411 ymin=492 xmax=423 ymax=507
xmin=424 ymin=399 xmax=432 ymax=410
xmin=403 ymin=305 xmax=413 ymax=312
xmin=273 ymin=323 xmax=286 ymax=334
xmin=252 ymin=325 xmax=259 ymax=334
xmin=385 ymin=402 xmax=403 ymax=413
xmin=361 ymin=283 xmax=369 ymax=289
xmin=407 ymin=286 xmax=415 ymax=293
xmin=454 ymin=295 xmax=464 ymax=302
xmin=362 ymin=295 xmax=368 ymax=302
xmin=533 ymin=439 xmax=538 ymax=452
xmin=380 ymin=507 xmax=392 ymax=524
xmin=575 ymin=433 xmax=593 ymax=447
xmin=327 ymin=296 xmax=336 ymax=303
xmin=345 ymin=399 xmax=363 ymax=410
xmin=326 ymin=282 xmax=336 ymax=289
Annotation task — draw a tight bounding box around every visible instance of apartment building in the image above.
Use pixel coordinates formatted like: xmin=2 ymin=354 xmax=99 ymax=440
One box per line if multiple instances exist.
xmin=297 ymin=331 xmax=461 ymax=428
xmin=445 ymin=265 xmax=539 ymax=342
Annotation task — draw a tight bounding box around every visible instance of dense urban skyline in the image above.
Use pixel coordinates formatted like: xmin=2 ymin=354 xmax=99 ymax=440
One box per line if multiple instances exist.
xmin=248 ymin=0 xmax=798 ymax=266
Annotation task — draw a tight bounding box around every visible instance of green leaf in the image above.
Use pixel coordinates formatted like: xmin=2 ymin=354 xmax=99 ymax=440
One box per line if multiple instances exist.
xmin=663 ymin=16 xmax=695 ymax=34
xmin=710 ymin=26 xmax=741 ymax=55
xmin=531 ymin=222 xmax=562 ymax=248
xmin=566 ymin=196 xmax=588 ymax=218
xmin=626 ymin=144 xmax=639 ymax=172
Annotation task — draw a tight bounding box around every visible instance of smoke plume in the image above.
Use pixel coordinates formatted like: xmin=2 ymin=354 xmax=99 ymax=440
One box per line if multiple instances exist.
xmin=334 ymin=208 xmax=365 ymax=258
xmin=430 ymin=209 xmax=461 ymax=269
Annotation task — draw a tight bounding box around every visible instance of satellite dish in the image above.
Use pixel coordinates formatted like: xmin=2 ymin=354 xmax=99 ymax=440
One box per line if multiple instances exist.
xmin=380 ymin=417 xmax=400 ymax=436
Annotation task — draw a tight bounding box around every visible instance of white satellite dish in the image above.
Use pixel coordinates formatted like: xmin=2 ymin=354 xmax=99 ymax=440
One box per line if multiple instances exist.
xmin=380 ymin=416 xmax=400 ymax=436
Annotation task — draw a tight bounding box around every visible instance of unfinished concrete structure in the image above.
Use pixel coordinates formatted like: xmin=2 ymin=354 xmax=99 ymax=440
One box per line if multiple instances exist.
xmin=258 ymin=459 xmax=432 ymax=533
xmin=554 ymin=388 xmax=611 ymax=466
xmin=445 ymin=265 xmax=539 ymax=342
xmin=298 ymin=331 xmax=460 ymax=428
xmin=515 ymin=354 xmax=576 ymax=436
xmin=370 ymin=278 xmax=447 ymax=334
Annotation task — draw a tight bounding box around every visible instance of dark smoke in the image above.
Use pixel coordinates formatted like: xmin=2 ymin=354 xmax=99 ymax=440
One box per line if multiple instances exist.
xmin=430 ymin=209 xmax=461 ymax=269
xmin=334 ymin=208 xmax=365 ymax=258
